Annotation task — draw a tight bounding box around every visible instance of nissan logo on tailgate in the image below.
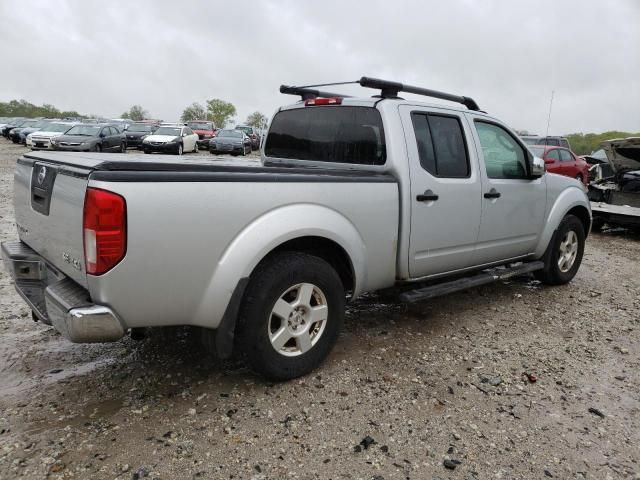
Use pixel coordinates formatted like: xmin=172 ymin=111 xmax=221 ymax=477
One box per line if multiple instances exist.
xmin=37 ymin=166 xmax=47 ymax=185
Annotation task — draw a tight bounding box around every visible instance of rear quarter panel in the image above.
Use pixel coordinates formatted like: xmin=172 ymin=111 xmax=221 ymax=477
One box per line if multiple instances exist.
xmin=86 ymin=179 xmax=399 ymax=329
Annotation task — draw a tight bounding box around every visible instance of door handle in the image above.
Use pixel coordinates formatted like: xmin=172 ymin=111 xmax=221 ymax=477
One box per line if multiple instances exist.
xmin=416 ymin=189 xmax=439 ymax=202
xmin=484 ymin=188 xmax=501 ymax=199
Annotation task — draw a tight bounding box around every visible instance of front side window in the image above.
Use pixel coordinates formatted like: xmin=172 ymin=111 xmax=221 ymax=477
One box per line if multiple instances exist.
xmin=559 ymin=149 xmax=573 ymax=162
xmin=265 ymin=106 xmax=386 ymax=165
xmin=547 ymin=149 xmax=561 ymax=162
xmin=475 ymin=121 xmax=528 ymax=179
xmin=411 ymin=113 xmax=469 ymax=178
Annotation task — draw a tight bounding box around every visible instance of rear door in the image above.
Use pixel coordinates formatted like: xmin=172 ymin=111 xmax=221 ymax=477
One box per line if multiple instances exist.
xmin=471 ymin=119 xmax=547 ymax=263
xmin=400 ymin=105 xmax=482 ymax=277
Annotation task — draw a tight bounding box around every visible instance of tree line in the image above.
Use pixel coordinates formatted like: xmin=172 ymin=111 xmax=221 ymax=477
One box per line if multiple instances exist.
xmin=0 ymin=99 xmax=82 ymax=119
xmin=565 ymin=131 xmax=640 ymax=155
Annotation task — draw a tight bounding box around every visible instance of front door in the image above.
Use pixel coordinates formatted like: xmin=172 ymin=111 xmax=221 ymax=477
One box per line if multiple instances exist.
xmin=400 ymin=105 xmax=482 ymax=278
xmin=471 ymin=119 xmax=547 ymax=263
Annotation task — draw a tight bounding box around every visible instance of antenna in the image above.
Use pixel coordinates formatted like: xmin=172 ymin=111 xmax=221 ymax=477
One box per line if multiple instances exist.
xmin=545 ymin=90 xmax=555 ymax=142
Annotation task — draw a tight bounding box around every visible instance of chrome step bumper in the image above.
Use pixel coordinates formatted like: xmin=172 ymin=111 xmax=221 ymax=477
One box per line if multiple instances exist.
xmin=1 ymin=240 xmax=125 ymax=343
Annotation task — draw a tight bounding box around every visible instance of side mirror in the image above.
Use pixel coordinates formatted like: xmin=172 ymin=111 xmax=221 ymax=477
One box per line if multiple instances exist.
xmin=530 ymin=156 xmax=545 ymax=178
xmin=99 ymin=133 xmax=105 ymax=138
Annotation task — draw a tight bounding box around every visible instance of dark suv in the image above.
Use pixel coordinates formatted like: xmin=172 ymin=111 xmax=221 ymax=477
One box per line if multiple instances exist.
xmin=51 ymin=124 xmax=126 ymax=152
xmin=124 ymin=122 xmax=158 ymax=149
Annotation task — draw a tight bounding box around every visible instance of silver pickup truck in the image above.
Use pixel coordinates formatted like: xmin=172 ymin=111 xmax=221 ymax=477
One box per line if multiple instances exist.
xmin=2 ymin=77 xmax=591 ymax=380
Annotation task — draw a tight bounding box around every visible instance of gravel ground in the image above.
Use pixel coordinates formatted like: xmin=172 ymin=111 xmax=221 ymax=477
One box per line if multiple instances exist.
xmin=0 ymin=138 xmax=639 ymax=480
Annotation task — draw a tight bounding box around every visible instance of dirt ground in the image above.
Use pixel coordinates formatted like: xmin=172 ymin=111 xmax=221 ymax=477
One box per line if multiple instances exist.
xmin=0 ymin=138 xmax=638 ymax=480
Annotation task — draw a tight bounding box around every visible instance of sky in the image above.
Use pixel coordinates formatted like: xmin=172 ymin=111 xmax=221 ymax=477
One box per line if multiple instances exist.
xmin=1 ymin=0 xmax=638 ymax=134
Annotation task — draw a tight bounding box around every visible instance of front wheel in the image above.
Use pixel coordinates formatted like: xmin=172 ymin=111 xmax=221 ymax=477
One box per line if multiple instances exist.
xmin=235 ymin=252 xmax=345 ymax=380
xmin=176 ymin=144 xmax=183 ymax=155
xmin=535 ymin=214 xmax=585 ymax=285
xmin=194 ymin=143 xmax=199 ymax=153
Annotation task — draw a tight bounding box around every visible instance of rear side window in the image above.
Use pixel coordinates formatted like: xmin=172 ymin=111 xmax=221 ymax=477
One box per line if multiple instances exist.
xmin=265 ymin=106 xmax=386 ymax=165
xmin=411 ymin=113 xmax=469 ymax=177
xmin=560 ymin=139 xmax=570 ymax=149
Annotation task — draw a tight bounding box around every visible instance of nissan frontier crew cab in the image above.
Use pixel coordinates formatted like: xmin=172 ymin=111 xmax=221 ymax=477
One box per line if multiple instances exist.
xmin=2 ymin=77 xmax=591 ymax=380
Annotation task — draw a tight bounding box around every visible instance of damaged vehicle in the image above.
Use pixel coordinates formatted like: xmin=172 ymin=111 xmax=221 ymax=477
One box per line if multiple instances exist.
xmin=588 ymin=137 xmax=640 ymax=230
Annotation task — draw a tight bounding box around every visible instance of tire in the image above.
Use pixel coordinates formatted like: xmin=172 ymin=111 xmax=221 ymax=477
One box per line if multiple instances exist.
xmin=194 ymin=142 xmax=199 ymax=153
xmin=143 ymin=149 xmax=151 ymax=154
xmin=119 ymin=142 xmax=126 ymax=153
xmin=534 ymin=214 xmax=585 ymax=285
xmin=94 ymin=144 xmax=102 ymax=152
xmin=176 ymin=144 xmax=183 ymax=155
xmin=575 ymin=174 xmax=583 ymax=183
xmin=235 ymin=252 xmax=345 ymax=380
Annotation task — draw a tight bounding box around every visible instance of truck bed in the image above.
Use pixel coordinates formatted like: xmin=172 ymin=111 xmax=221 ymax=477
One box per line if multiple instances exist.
xmin=19 ymin=151 xmax=396 ymax=183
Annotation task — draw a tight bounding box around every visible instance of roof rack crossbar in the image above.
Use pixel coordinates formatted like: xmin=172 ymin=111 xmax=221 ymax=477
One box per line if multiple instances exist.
xmin=359 ymin=76 xmax=480 ymax=111
xmin=279 ymin=85 xmax=352 ymax=101
xmin=279 ymin=77 xmax=481 ymax=111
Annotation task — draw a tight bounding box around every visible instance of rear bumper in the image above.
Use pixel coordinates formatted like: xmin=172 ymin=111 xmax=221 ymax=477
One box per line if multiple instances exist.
xmin=1 ymin=241 xmax=125 ymax=343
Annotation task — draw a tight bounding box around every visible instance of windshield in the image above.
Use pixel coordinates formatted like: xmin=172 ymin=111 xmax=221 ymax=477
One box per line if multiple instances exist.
xmin=521 ymin=137 xmax=541 ymax=145
xmin=127 ymin=124 xmax=155 ymax=133
xmin=20 ymin=120 xmax=40 ymax=128
xmin=217 ymin=130 xmax=243 ymax=138
xmin=529 ymin=146 xmax=546 ymax=157
xmin=154 ymin=127 xmax=181 ymax=136
xmin=235 ymin=126 xmax=253 ymax=134
xmin=45 ymin=123 xmax=73 ymax=133
xmin=188 ymin=122 xmax=213 ymax=130
xmin=65 ymin=125 xmax=101 ymax=136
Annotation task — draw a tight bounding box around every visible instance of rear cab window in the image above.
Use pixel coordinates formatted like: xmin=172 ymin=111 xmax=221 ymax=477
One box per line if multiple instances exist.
xmin=411 ymin=113 xmax=469 ymax=178
xmin=264 ymin=106 xmax=386 ymax=165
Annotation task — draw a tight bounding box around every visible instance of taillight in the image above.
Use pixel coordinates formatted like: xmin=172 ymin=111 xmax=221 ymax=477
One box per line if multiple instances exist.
xmin=83 ymin=188 xmax=126 ymax=275
xmin=304 ymin=97 xmax=342 ymax=106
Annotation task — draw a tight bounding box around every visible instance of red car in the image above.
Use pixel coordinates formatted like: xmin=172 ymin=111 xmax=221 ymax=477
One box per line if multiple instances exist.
xmin=187 ymin=120 xmax=217 ymax=149
xmin=529 ymin=145 xmax=589 ymax=185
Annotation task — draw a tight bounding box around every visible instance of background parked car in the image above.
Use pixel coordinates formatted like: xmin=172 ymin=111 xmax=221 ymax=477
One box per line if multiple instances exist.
xmin=209 ymin=129 xmax=252 ymax=156
xmin=8 ymin=119 xmax=44 ymax=143
xmin=51 ymin=123 xmax=126 ymax=152
xmin=12 ymin=119 xmax=57 ymax=145
xmin=142 ymin=124 xmax=198 ymax=155
xmin=28 ymin=122 xmax=75 ymax=150
xmin=521 ymin=135 xmax=571 ymax=149
xmin=529 ymin=145 xmax=589 ymax=185
xmin=124 ymin=122 xmax=158 ymax=149
xmin=235 ymin=124 xmax=260 ymax=150
xmin=2 ymin=118 xmax=27 ymax=137
xmin=187 ymin=120 xmax=217 ymax=149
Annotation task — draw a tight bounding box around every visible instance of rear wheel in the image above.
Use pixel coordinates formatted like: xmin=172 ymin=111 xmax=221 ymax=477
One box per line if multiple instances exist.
xmin=176 ymin=144 xmax=183 ymax=155
xmin=535 ymin=214 xmax=585 ymax=285
xmin=94 ymin=144 xmax=102 ymax=152
xmin=194 ymin=142 xmax=199 ymax=153
xmin=235 ymin=252 xmax=345 ymax=380
xmin=119 ymin=142 xmax=126 ymax=153
xmin=143 ymin=149 xmax=151 ymax=154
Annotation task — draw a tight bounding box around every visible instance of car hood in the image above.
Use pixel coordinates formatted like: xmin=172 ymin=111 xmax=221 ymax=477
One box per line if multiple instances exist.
xmin=21 ymin=127 xmax=41 ymax=135
xmin=601 ymin=137 xmax=640 ymax=172
xmin=31 ymin=130 xmax=66 ymax=138
xmin=143 ymin=134 xmax=179 ymax=143
xmin=55 ymin=135 xmax=97 ymax=143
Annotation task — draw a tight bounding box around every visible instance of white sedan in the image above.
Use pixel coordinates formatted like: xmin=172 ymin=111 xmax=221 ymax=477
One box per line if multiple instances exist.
xmin=141 ymin=125 xmax=199 ymax=155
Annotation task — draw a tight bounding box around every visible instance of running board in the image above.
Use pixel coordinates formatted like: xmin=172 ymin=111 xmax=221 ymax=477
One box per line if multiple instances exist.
xmin=399 ymin=261 xmax=545 ymax=304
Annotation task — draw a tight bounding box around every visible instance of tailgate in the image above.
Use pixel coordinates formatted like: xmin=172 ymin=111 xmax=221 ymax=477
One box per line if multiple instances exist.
xmin=14 ymin=157 xmax=90 ymax=288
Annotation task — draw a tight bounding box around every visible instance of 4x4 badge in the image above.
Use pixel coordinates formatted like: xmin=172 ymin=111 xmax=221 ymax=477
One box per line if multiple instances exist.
xmin=37 ymin=166 xmax=47 ymax=185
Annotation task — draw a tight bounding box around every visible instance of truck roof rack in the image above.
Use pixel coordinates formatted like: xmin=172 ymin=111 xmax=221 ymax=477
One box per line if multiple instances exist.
xmin=280 ymin=76 xmax=481 ymax=111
